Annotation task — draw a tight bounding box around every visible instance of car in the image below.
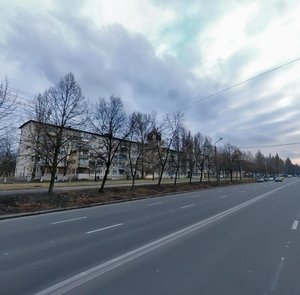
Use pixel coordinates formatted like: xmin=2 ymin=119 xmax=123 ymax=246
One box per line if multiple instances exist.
xmin=275 ymin=176 xmax=283 ymax=182
xmin=256 ymin=178 xmax=264 ymax=182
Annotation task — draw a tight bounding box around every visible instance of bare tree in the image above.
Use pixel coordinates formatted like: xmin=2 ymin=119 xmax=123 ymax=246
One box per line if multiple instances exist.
xmin=126 ymin=112 xmax=154 ymax=189
xmin=0 ymin=79 xmax=17 ymax=136
xmin=0 ymin=133 xmax=17 ymax=179
xmin=89 ymin=96 xmax=134 ymax=192
xmin=232 ymin=148 xmax=243 ymax=181
xmin=192 ymin=132 xmax=204 ymax=183
xmin=157 ymin=112 xmax=184 ymax=187
xmin=204 ymin=137 xmax=214 ymax=182
xmin=197 ymin=136 xmax=212 ymax=183
xmin=26 ymin=73 xmax=86 ymax=194
xmin=143 ymin=127 xmax=161 ymax=180
xmin=184 ymin=131 xmax=194 ymax=184
xmin=274 ymin=153 xmax=284 ymax=175
xmin=169 ymin=125 xmax=186 ymax=186
xmin=254 ymin=150 xmax=266 ymax=175
xmin=220 ymin=143 xmax=239 ymax=181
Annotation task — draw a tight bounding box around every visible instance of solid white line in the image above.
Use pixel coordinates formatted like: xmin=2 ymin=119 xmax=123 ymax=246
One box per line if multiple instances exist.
xmin=36 ymin=181 xmax=297 ymax=295
xmin=240 ymin=191 xmax=246 ymax=193
xmin=86 ymin=223 xmax=123 ymax=234
xmin=148 ymin=202 xmax=162 ymax=206
xmin=51 ymin=217 xmax=87 ymax=225
xmin=180 ymin=204 xmax=195 ymax=209
xmin=292 ymin=220 xmax=298 ymax=230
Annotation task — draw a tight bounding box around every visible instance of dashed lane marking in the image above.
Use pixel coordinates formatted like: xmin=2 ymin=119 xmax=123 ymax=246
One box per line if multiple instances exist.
xmin=292 ymin=220 xmax=298 ymax=230
xmin=86 ymin=223 xmax=123 ymax=234
xmin=180 ymin=204 xmax=195 ymax=209
xmin=51 ymin=216 xmax=87 ymax=225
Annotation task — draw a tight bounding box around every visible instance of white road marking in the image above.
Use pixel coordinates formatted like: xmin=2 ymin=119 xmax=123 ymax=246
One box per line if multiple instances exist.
xmin=291 ymin=220 xmax=298 ymax=230
xmin=148 ymin=202 xmax=162 ymax=206
xmin=36 ymin=181 xmax=297 ymax=295
xmin=270 ymin=257 xmax=285 ymax=291
xmin=180 ymin=204 xmax=195 ymax=209
xmin=51 ymin=216 xmax=87 ymax=225
xmin=86 ymin=223 xmax=123 ymax=234
xmin=219 ymin=195 xmax=228 ymax=199
xmin=240 ymin=191 xmax=246 ymax=193
xmin=191 ymin=195 xmax=201 ymax=198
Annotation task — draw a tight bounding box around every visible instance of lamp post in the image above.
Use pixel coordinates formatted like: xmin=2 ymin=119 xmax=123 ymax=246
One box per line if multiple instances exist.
xmin=214 ymin=137 xmax=223 ymax=185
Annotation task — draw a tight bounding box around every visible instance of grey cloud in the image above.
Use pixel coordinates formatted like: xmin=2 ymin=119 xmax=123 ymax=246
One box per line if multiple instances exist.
xmin=1 ymin=5 xmax=202 ymax=115
xmin=1 ymin=1 xmax=300 ymax=162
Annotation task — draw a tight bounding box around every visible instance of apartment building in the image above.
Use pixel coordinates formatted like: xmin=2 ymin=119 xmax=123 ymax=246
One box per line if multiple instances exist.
xmin=14 ymin=120 xmax=131 ymax=181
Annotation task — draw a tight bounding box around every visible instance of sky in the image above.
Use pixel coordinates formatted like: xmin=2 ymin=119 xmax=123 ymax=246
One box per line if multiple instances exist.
xmin=1 ymin=0 xmax=300 ymax=164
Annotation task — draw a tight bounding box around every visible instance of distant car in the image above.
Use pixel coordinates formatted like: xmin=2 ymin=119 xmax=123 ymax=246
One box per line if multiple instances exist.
xmin=267 ymin=176 xmax=274 ymax=181
xmin=256 ymin=178 xmax=264 ymax=182
xmin=275 ymin=176 xmax=283 ymax=182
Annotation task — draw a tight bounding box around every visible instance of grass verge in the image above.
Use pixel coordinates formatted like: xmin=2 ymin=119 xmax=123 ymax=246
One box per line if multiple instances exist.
xmin=0 ymin=180 xmax=253 ymax=216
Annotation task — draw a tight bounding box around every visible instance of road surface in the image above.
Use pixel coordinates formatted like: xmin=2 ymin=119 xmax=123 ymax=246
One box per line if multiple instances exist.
xmin=1 ymin=178 xmax=300 ymax=294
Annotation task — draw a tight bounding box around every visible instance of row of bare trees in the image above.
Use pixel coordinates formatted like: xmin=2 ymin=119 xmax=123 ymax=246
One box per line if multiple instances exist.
xmin=3 ymin=73 xmax=299 ymax=193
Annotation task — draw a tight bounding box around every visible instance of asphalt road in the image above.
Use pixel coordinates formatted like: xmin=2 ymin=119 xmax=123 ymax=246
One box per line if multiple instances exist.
xmin=1 ymin=178 xmax=300 ymax=294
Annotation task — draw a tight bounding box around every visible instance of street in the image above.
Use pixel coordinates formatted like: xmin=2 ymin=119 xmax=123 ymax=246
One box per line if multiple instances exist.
xmin=1 ymin=178 xmax=300 ymax=294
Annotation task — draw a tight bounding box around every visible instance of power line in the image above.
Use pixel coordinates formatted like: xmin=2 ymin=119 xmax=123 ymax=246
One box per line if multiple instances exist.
xmin=7 ymin=86 xmax=36 ymax=99
xmin=184 ymin=56 xmax=300 ymax=109
xmin=239 ymin=141 xmax=300 ymax=149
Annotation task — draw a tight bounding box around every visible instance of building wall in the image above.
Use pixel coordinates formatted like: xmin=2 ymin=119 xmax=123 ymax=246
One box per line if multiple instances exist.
xmin=15 ymin=121 xmax=191 ymax=182
xmin=15 ymin=121 xmax=137 ymax=181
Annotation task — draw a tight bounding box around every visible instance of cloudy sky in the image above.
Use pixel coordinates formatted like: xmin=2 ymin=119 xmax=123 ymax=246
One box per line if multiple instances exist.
xmin=1 ymin=0 xmax=300 ymax=163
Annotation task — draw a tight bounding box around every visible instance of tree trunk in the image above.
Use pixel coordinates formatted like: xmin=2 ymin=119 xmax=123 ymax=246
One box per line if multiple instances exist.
xmin=99 ymin=166 xmax=110 ymax=192
xmin=174 ymin=170 xmax=178 ymax=186
xmin=141 ymin=158 xmax=145 ymax=179
xmin=157 ymin=165 xmax=165 ymax=187
xmin=131 ymin=171 xmax=136 ymax=190
xmin=48 ymin=171 xmax=56 ymax=195
xmin=200 ymin=166 xmax=204 ymax=183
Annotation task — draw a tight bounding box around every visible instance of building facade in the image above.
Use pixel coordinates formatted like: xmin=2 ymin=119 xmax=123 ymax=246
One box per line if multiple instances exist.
xmin=15 ymin=121 xmax=131 ymax=181
xmin=15 ymin=120 xmax=175 ymax=182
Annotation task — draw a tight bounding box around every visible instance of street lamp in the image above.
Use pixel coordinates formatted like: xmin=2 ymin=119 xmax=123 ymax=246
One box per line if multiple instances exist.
xmin=214 ymin=137 xmax=223 ymax=185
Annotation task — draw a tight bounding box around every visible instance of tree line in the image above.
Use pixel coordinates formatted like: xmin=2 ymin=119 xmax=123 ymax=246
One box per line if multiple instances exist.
xmin=1 ymin=73 xmax=299 ymax=193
